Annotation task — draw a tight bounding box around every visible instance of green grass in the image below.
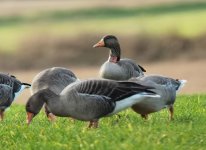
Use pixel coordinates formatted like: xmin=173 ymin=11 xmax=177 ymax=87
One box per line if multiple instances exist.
xmin=1 ymin=2 xmax=206 ymax=52
xmin=0 ymin=95 xmax=206 ymax=150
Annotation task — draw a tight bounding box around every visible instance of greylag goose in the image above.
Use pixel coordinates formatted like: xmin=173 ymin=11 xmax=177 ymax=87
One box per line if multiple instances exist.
xmin=93 ymin=35 xmax=146 ymax=80
xmin=0 ymin=84 xmax=12 ymax=120
xmin=31 ymin=67 xmax=78 ymax=120
xmin=0 ymin=73 xmax=31 ymax=120
xmin=129 ymin=75 xmax=187 ymax=120
xmin=26 ymin=79 xmax=159 ymax=127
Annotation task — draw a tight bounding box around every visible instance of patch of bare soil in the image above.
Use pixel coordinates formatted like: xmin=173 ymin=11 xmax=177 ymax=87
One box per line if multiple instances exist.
xmin=1 ymin=34 xmax=206 ymax=70
xmin=10 ymin=60 xmax=206 ymax=105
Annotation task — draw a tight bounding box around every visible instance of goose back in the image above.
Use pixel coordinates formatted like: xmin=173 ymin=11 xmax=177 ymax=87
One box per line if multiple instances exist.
xmin=0 ymin=73 xmax=25 ymax=99
xmin=100 ymin=58 xmax=145 ymax=81
xmin=46 ymin=79 xmax=156 ymax=121
xmin=31 ymin=67 xmax=77 ymax=95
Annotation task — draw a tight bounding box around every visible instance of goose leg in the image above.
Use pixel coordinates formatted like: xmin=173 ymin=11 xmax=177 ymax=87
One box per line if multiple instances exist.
xmin=88 ymin=120 xmax=99 ymax=128
xmin=141 ymin=114 xmax=148 ymax=120
xmin=68 ymin=117 xmax=75 ymax=122
xmin=116 ymin=114 xmax=121 ymax=119
xmin=88 ymin=121 xmax=93 ymax=128
xmin=168 ymin=105 xmax=174 ymax=121
xmin=47 ymin=113 xmax=56 ymax=122
xmin=0 ymin=110 xmax=4 ymax=121
xmin=93 ymin=120 xmax=99 ymax=128
xmin=44 ymin=105 xmax=56 ymax=122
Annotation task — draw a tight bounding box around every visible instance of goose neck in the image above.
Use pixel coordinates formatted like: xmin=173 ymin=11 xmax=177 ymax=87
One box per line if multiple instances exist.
xmin=109 ymin=46 xmax=121 ymax=63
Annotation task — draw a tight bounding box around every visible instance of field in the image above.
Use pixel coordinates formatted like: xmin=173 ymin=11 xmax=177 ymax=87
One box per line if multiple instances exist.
xmin=1 ymin=1 xmax=206 ymax=52
xmin=0 ymin=95 xmax=206 ymax=149
xmin=0 ymin=1 xmax=206 ymax=149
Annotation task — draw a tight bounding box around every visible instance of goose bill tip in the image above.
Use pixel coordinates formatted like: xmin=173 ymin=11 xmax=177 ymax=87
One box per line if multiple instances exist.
xmin=93 ymin=40 xmax=105 ymax=48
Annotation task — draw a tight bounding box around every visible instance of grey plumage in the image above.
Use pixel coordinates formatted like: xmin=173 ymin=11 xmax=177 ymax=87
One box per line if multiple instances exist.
xmin=93 ymin=35 xmax=146 ymax=80
xmin=30 ymin=67 xmax=78 ymax=118
xmin=100 ymin=58 xmax=145 ymax=80
xmin=0 ymin=73 xmax=31 ymax=120
xmin=26 ymin=79 xmax=159 ymax=126
xmin=0 ymin=84 xmax=13 ymax=111
xmin=31 ymin=67 xmax=77 ymax=95
xmin=0 ymin=73 xmax=25 ymax=98
xmin=129 ymin=75 xmax=186 ymax=119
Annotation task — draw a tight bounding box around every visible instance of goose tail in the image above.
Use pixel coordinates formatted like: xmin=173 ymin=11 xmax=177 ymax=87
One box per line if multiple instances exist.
xmin=177 ymin=80 xmax=187 ymax=92
xmin=21 ymin=83 xmax=31 ymax=88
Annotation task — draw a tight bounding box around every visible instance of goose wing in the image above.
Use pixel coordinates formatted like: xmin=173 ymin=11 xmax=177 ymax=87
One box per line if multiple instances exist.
xmin=0 ymin=73 xmax=25 ymax=92
xmin=137 ymin=75 xmax=181 ymax=90
xmin=75 ymin=80 xmax=155 ymax=101
xmin=67 ymin=80 xmax=156 ymax=119
xmin=0 ymin=73 xmax=14 ymax=87
xmin=0 ymin=84 xmax=13 ymax=109
xmin=120 ymin=59 xmax=146 ymax=77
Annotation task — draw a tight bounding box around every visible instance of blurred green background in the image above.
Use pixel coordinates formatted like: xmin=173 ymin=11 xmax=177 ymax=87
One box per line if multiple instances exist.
xmin=1 ymin=1 xmax=206 ymax=149
xmin=0 ymin=0 xmax=206 ymax=95
xmin=0 ymin=0 xmax=206 ymax=69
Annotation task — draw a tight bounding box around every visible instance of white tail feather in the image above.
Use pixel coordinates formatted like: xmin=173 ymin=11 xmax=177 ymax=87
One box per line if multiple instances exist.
xmin=14 ymin=85 xmax=29 ymax=100
xmin=139 ymin=92 xmax=161 ymax=98
xmin=177 ymin=80 xmax=187 ymax=92
xmin=109 ymin=92 xmax=160 ymax=116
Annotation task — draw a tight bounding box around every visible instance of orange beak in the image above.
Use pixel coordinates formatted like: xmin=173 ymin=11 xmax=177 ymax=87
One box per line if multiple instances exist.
xmin=26 ymin=112 xmax=34 ymax=125
xmin=93 ymin=39 xmax=105 ymax=48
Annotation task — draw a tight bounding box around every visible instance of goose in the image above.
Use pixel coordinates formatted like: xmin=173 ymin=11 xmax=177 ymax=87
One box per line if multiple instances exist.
xmin=0 ymin=84 xmax=12 ymax=120
xmin=93 ymin=35 xmax=146 ymax=80
xmin=0 ymin=73 xmax=31 ymax=120
xmin=129 ymin=75 xmax=187 ymax=120
xmin=30 ymin=67 xmax=78 ymax=121
xmin=26 ymin=79 xmax=160 ymax=128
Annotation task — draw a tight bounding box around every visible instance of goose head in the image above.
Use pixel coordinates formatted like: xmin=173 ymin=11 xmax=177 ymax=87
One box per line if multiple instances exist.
xmin=26 ymin=89 xmax=56 ymax=125
xmin=93 ymin=35 xmax=121 ymax=63
xmin=26 ymin=93 xmax=45 ymax=125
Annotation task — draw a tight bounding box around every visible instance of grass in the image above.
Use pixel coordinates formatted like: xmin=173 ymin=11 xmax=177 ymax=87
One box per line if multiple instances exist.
xmin=1 ymin=2 xmax=206 ymax=52
xmin=0 ymin=94 xmax=206 ymax=150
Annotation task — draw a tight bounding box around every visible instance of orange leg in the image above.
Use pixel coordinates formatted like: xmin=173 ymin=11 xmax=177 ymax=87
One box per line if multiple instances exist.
xmin=0 ymin=110 xmax=4 ymax=121
xmin=44 ymin=105 xmax=56 ymax=122
xmin=168 ymin=105 xmax=174 ymax=121
xmin=68 ymin=117 xmax=75 ymax=122
xmin=47 ymin=113 xmax=56 ymax=122
xmin=141 ymin=114 xmax=148 ymax=120
xmin=88 ymin=120 xmax=99 ymax=128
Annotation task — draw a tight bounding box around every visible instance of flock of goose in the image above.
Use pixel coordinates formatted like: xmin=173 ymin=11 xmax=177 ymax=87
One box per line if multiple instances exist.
xmin=0 ymin=35 xmax=186 ymax=128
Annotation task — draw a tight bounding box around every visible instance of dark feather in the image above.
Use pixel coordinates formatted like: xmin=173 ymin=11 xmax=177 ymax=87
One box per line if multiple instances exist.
xmin=138 ymin=65 xmax=146 ymax=72
xmin=74 ymin=80 xmax=155 ymax=102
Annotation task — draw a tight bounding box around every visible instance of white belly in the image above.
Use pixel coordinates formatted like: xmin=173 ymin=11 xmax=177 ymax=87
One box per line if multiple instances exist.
xmin=108 ymin=93 xmax=160 ymax=116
